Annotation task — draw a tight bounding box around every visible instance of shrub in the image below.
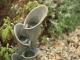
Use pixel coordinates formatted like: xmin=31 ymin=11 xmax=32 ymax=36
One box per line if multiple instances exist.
xmin=39 ymin=0 xmax=80 ymax=36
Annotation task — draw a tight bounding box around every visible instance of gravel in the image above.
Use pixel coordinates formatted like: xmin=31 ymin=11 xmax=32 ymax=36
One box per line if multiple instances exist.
xmin=37 ymin=26 xmax=80 ymax=60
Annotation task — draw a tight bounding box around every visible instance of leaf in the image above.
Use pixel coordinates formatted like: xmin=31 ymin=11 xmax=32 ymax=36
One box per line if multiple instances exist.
xmin=2 ymin=26 xmax=10 ymax=42
xmin=1 ymin=17 xmax=13 ymax=43
xmin=0 ymin=47 xmax=6 ymax=56
xmin=4 ymin=52 xmax=11 ymax=60
xmin=8 ymin=48 xmax=16 ymax=53
xmin=26 ymin=1 xmax=39 ymax=12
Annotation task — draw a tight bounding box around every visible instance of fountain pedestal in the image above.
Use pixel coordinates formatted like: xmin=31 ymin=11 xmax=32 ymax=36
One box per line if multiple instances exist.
xmin=12 ymin=5 xmax=48 ymax=60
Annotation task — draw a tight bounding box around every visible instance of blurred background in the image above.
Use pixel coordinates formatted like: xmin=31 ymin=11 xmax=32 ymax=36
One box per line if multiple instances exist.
xmin=0 ymin=0 xmax=80 ymax=60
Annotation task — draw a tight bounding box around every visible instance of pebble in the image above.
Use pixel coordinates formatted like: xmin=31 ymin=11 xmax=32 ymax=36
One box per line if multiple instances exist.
xmin=37 ymin=26 xmax=80 ymax=60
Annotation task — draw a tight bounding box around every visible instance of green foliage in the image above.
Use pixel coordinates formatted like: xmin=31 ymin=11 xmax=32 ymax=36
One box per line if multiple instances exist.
xmin=38 ymin=0 xmax=80 ymax=38
xmin=0 ymin=17 xmax=16 ymax=60
xmin=0 ymin=44 xmax=16 ymax=60
xmin=25 ymin=1 xmax=40 ymax=12
xmin=41 ymin=36 xmax=49 ymax=45
xmin=11 ymin=1 xmax=39 ymax=22
xmin=53 ymin=0 xmax=80 ymax=33
xmin=0 ymin=0 xmax=8 ymax=4
xmin=1 ymin=17 xmax=13 ymax=44
xmin=39 ymin=0 xmax=57 ymax=16
xmin=47 ymin=0 xmax=80 ymax=36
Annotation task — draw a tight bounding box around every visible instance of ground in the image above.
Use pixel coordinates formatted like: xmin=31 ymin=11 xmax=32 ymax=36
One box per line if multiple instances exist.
xmin=37 ymin=26 xmax=80 ymax=60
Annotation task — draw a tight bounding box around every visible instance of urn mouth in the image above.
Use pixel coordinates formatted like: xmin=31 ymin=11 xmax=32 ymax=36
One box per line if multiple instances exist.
xmin=23 ymin=49 xmax=35 ymax=57
xmin=22 ymin=48 xmax=38 ymax=58
xmin=24 ymin=5 xmax=48 ymax=30
xmin=14 ymin=23 xmax=31 ymax=46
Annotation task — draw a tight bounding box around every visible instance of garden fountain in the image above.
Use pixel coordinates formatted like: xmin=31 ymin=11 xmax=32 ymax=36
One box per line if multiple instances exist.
xmin=12 ymin=5 xmax=48 ymax=60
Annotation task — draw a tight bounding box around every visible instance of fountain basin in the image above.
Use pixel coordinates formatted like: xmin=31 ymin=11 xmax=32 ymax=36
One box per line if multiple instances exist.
xmin=22 ymin=48 xmax=39 ymax=60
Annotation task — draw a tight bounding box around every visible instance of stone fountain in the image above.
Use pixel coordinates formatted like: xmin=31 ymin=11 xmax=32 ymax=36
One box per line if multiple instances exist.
xmin=12 ymin=5 xmax=48 ymax=60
